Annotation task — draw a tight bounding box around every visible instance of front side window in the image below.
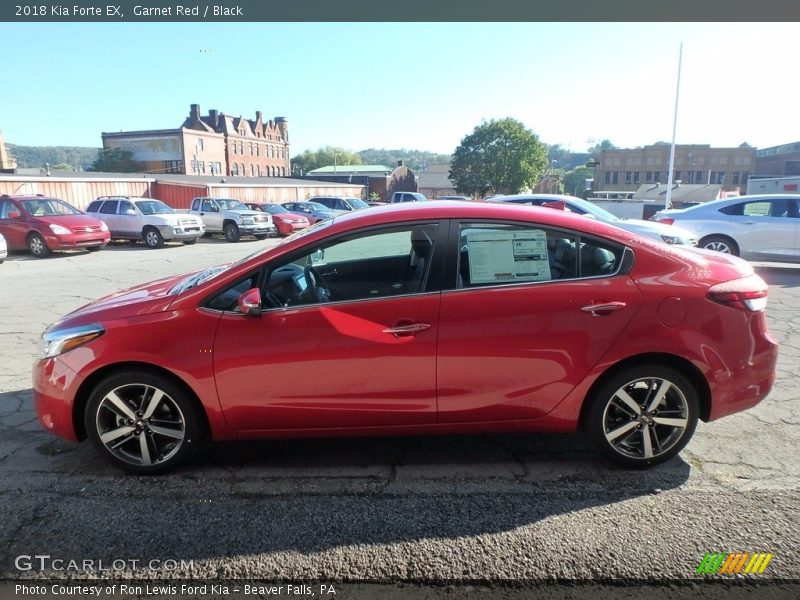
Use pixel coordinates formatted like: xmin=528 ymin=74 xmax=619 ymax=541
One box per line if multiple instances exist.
xmin=260 ymin=224 xmax=440 ymax=309
xmin=456 ymin=223 xmax=623 ymax=288
xmin=118 ymin=201 xmax=135 ymax=215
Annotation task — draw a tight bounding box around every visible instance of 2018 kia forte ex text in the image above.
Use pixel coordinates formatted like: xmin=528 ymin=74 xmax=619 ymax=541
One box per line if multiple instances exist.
xmin=33 ymin=202 xmax=779 ymax=474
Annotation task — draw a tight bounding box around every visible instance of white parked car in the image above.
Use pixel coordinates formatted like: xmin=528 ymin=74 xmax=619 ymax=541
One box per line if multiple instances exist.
xmin=86 ymin=197 xmax=204 ymax=248
xmin=651 ymin=194 xmax=800 ymax=261
xmin=493 ymin=194 xmax=698 ymax=246
xmin=0 ymin=232 xmax=7 ymax=263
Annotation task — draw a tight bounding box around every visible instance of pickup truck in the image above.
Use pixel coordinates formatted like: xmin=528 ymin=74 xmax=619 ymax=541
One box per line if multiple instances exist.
xmin=189 ymin=197 xmax=276 ymax=242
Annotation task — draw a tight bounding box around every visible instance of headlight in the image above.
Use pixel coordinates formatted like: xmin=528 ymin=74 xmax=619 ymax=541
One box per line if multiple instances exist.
xmin=99 ymin=221 xmax=109 ymax=232
xmin=49 ymin=224 xmax=71 ymax=235
xmin=41 ymin=324 xmax=105 ymax=358
xmin=660 ymin=234 xmax=687 ymax=245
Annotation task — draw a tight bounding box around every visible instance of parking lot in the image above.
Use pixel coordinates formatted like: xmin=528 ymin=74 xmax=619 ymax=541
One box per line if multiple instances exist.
xmin=0 ymin=238 xmax=799 ymax=584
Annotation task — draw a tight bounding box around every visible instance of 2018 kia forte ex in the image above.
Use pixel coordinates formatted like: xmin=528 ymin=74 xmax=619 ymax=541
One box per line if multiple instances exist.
xmin=33 ymin=202 xmax=778 ymax=474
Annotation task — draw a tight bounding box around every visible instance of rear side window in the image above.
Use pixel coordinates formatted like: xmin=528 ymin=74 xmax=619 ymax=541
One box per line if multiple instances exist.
xmin=86 ymin=201 xmax=102 ymax=212
xmin=99 ymin=201 xmax=118 ymax=214
xmin=456 ymin=223 xmax=623 ymax=288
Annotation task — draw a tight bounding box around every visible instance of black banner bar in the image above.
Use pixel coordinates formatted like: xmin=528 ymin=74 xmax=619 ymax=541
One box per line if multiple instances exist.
xmin=2 ymin=0 xmax=800 ymax=22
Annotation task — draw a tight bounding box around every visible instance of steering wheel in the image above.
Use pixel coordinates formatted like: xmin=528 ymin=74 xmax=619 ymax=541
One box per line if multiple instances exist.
xmin=304 ymin=263 xmax=330 ymax=303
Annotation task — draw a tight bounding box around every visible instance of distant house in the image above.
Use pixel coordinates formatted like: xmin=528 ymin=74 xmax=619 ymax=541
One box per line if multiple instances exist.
xmin=416 ymin=163 xmax=458 ymax=198
xmin=305 ymin=161 xmax=417 ymax=201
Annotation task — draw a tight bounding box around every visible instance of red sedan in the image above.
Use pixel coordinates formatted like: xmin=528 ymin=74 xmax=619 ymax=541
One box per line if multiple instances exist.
xmin=34 ymin=202 xmax=778 ymax=473
xmin=0 ymin=195 xmax=110 ymax=258
xmin=245 ymin=202 xmax=310 ymax=236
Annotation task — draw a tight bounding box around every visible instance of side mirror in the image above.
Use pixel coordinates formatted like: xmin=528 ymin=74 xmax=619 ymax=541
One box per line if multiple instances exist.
xmin=237 ymin=288 xmax=262 ymax=317
xmin=310 ymin=248 xmax=325 ymax=264
xmin=8 ymin=211 xmax=21 ymax=220
xmin=125 ymin=209 xmax=136 ymax=215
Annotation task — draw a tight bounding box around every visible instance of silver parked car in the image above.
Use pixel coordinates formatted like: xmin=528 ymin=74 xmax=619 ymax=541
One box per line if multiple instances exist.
xmin=86 ymin=196 xmax=204 ymax=248
xmin=493 ymin=194 xmax=698 ymax=246
xmin=0 ymin=232 xmax=7 ymax=263
xmin=651 ymin=194 xmax=800 ymax=261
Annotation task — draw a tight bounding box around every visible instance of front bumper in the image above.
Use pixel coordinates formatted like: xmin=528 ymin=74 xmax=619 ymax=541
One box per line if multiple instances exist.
xmin=33 ymin=356 xmax=84 ymax=442
xmin=158 ymin=225 xmax=204 ymax=241
xmin=240 ymin=223 xmax=277 ymax=235
xmin=48 ymin=231 xmax=110 ymax=250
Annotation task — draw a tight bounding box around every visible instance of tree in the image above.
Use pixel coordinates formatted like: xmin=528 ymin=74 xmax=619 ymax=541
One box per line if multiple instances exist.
xmin=291 ymin=146 xmax=362 ymax=175
xmin=450 ymin=118 xmax=548 ymax=196
xmin=90 ymin=148 xmax=139 ymax=172
xmin=587 ymin=139 xmax=617 ymax=154
xmin=562 ymin=166 xmax=595 ymax=198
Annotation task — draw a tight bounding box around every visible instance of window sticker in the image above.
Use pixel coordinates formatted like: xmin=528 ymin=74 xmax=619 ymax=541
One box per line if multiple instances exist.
xmin=466 ymin=229 xmax=551 ymax=284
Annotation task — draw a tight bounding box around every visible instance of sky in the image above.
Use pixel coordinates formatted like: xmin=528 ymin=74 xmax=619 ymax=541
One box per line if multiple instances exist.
xmin=2 ymin=22 xmax=798 ymax=155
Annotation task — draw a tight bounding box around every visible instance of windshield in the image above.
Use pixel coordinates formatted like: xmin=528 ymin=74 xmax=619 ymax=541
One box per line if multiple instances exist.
xmin=307 ymin=202 xmax=330 ymax=212
xmin=217 ymin=199 xmax=248 ymax=210
xmin=347 ymin=198 xmax=369 ymax=209
xmin=567 ymin=197 xmax=620 ymax=222
xmin=264 ymin=204 xmax=289 ymax=214
xmin=136 ymin=200 xmax=174 ymax=215
xmin=20 ymin=198 xmax=81 ymax=216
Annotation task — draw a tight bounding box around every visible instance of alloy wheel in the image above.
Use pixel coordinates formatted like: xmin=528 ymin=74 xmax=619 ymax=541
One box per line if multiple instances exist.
xmin=705 ymin=240 xmax=731 ymax=253
xmin=94 ymin=383 xmax=185 ymax=467
xmin=602 ymin=376 xmax=689 ymax=461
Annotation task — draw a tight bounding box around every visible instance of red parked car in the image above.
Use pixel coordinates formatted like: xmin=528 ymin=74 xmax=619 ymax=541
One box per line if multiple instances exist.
xmin=34 ymin=202 xmax=778 ymax=473
xmin=244 ymin=203 xmax=310 ymax=236
xmin=0 ymin=195 xmax=110 ymax=258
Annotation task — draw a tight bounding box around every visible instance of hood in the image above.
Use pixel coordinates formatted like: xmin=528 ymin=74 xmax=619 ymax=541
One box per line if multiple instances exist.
xmin=615 ymin=218 xmax=697 ymax=243
xmin=48 ymin=272 xmax=191 ymax=331
xmin=33 ymin=214 xmax=104 ymax=229
xmin=226 ymin=209 xmax=266 ymax=217
xmin=157 ymin=213 xmax=203 ymax=225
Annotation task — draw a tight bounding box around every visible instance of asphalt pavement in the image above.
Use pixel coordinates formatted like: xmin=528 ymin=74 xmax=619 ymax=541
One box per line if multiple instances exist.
xmin=0 ymin=239 xmax=798 ymax=589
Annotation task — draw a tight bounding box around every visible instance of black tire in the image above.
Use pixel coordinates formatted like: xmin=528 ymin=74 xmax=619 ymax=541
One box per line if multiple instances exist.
xmin=254 ymin=234 xmax=268 ymax=240
xmin=699 ymin=235 xmax=739 ymax=256
xmin=183 ymin=238 xmax=198 ymax=245
xmin=584 ymin=364 xmax=699 ymax=468
xmin=143 ymin=227 xmax=165 ymax=249
xmin=27 ymin=233 xmax=50 ymax=258
xmin=85 ymin=370 xmax=206 ymax=474
xmin=86 ymin=245 xmax=104 ymax=252
xmin=223 ymin=222 xmax=241 ymax=243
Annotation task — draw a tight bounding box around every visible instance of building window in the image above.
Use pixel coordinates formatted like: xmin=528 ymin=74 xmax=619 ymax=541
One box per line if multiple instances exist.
xmin=197 ymin=138 xmax=204 ymax=151
xmin=604 ymin=172 xmax=611 ymax=184
xmin=238 ymin=141 xmax=244 ymax=155
xmin=255 ymin=145 xmax=259 ymax=157
xmin=674 ymin=171 xmax=681 ymax=182
xmin=733 ymin=171 xmax=740 ymax=184
xmin=210 ymin=162 xmax=222 ymax=175
xmin=625 ymin=171 xmax=632 ymax=184
xmin=249 ymin=143 xmax=254 ymax=156
xmin=250 ymin=164 xmax=255 ymax=176
xmin=612 ymin=171 xmax=619 ymax=185
xmin=633 ymin=172 xmax=640 ymax=184
xmin=163 ymin=160 xmax=182 ymax=174
xmin=231 ymin=163 xmax=239 ymax=176
xmin=646 ymin=172 xmax=652 ymax=183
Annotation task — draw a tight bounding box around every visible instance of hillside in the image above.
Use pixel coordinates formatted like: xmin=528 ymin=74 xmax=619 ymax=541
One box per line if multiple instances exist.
xmin=6 ymin=144 xmax=101 ymax=170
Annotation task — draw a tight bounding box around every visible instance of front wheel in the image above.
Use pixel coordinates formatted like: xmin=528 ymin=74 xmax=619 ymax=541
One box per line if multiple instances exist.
xmin=85 ymin=371 xmax=205 ymax=474
xmin=28 ymin=233 xmax=51 ymax=258
xmin=584 ymin=365 xmax=699 ymax=468
xmin=223 ymin=223 xmax=241 ymax=242
xmin=699 ymin=235 xmax=739 ymax=256
xmin=143 ymin=227 xmax=165 ymax=249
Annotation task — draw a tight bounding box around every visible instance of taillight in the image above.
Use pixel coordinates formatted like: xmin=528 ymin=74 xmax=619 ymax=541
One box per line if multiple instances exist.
xmin=708 ymin=275 xmax=768 ymax=311
xmin=658 ymin=217 xmax=675 ymax=225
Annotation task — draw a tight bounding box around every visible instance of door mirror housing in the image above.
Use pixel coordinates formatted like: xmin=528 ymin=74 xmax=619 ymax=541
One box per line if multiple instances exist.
xmin=237 ymin=288 xmax=262 ymax=317
xmin=125 ymin=208 xmax=136 ymax=215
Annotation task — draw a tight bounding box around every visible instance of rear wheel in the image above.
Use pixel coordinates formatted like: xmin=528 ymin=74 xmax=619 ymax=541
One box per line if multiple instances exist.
xmin=223 ymin=222 xmax=241 ymax=242
xmin=27 ymin=233 xmax=50 ymax=258
xmin=699 ymin=235 xmax=739 ymax=256
xmin=585 ymin=365 xmax=698 ymax=468
xmin=85 ymin=371 xmax=205 ymax=474
xmin=143 ymin=227 xmax=165 ymax=249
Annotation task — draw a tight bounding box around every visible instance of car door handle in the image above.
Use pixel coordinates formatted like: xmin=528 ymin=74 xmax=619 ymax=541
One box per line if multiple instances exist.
xmin=382 ymin=323 xmax=431 ymax=337
xmin=581 ymin=301 xmax=627 ymax=315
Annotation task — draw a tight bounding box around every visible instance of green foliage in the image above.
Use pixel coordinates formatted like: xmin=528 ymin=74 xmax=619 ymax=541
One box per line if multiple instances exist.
xmin=368 ymin=191 xmax=382 ymax=202
xmin=358 ymin=148 xmax=451 ymax=172
xmin=7 ymin=144 xmax=100 ymax=170
xmin=291 ymin=146 xmax=363 ymax=175
xmin=561 ymin=166 xmax=595 ymax=197
xmin=547 ymin=144 xmax=591 ymax=171
xmin=90 ymin=148 xmax=139 ymax=172
xmin=587 ymin=139 xmax=618 ymax=154
xmin=450 ymin=118 xmax=548 ymax=196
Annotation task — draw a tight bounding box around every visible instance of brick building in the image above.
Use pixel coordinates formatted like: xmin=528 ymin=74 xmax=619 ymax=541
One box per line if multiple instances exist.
xmin=305 ymin=161 xmax=417 ymax=201
xmin=593 ymin=143 xmax=756 ymax=194
xmin=755 ymin=141 xmax=800 ymax=178
xmin=102 ymin=104 xmax=290 ymax=178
